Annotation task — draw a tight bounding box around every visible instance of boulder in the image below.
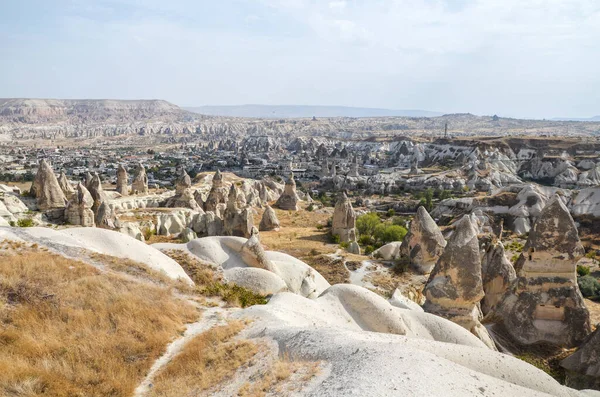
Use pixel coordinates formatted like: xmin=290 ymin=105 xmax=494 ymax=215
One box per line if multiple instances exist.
xmin=64 ymin=182 xmax=95 ymax=227
xmin=119 ymin=222 xmax=144 ymax=241
xmin=490 ymin=195 xmax=591 ymax=347
xmin=259 ymin=205 xmax=280 ymax=231
xmin=116 ymin=164 xmax=129 ymax=196
xmin=275 ymin=173 xmax=300 ymax=211
xmin=423 ymin=215 xmax=496 ymax=349
xmin=372 ymin=241 xmax=402 ymax=260
xmin=180 ymin=227 xmax=197 ymax=243
xmin=331 ymin=191 xmax=357 ymax=243
xmin=131 ymin=163 xmax=149 ymax=195
xmin=400 ymin=206 xmax=447 ymax=274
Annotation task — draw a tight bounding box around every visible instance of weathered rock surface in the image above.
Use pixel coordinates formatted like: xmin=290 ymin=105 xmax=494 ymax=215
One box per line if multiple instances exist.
xmin=480 ymin=241 xmax=516 ymax=314
xmin=259 ymin=205 xmax=280 ymax=231
xmin=204 ymin=170 xmax=229 ymax=212
xmin=57 ymin=170 xmax=76 ymax=199
xmin=423 ymin=215 xmax=495 ymax=349
xmin=491 ymin=195 xmax=591 ymax=347
xmin=223 ymin=184 xmax=253 ymax=238
xmin=64 ymin=182 xmax=95 ymax=227
xmin=400 ymin=206 xmax=447 ymax=274
xmin=561 ymin=328 xmax=600 ymax=390
xmin=31 ymin=159 xmax=67 ymax=212
xmin=166 ymin=169 xmax=201 ymax=210
xmin=275 ymin=173 xmax=300 ymax=211
xmin=116 ymin=164 xmax=129 ymax=196
xmin=331 ymin=191 xmax=357 ymax=243
xmin=131 ymin=163 xmax=149 ymax=195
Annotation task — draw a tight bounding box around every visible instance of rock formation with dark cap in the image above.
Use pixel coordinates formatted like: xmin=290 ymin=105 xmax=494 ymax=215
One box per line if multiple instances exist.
xmin=491 ymin=195 xmax=590 ymax=347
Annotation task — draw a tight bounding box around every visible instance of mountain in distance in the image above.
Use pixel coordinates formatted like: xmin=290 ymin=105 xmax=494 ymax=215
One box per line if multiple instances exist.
xmin=552 ymin=115 xmax=600 ymax=122
xmin=184 ymin=104 xmax=443 ymax=118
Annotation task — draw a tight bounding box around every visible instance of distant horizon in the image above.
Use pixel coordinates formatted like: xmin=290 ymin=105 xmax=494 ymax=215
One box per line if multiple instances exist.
xmin=1 ymin=97 xmax=599 ymax=120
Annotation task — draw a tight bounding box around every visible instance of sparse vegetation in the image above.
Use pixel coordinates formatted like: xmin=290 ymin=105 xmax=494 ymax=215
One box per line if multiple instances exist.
xmin=16 ymin=218 xmax=34 ymax=227
xmin=237 ymin=358 xmax=321 ymax=396
xmin=161 ymin=250 xmax=267 ymax=308
xmin=302 ymin=255 xmax=350 ymax=285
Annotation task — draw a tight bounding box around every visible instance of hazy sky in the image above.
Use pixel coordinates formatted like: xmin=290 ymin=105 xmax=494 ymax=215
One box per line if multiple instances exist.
xmin=2 ymin=0 xmax=599 ymax=118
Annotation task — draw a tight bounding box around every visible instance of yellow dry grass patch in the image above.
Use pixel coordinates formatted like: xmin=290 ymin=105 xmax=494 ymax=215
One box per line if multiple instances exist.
xmin=148 ymin=321 xmax=258 ymax=397
xmin=258 ymin=206 xmax=337 ymax=258
xmin=0 ymin=250 xmax=198 ymax=397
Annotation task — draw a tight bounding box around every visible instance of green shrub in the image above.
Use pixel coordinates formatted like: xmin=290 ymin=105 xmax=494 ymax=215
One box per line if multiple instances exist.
xmin=358 ymin=234 xmax=374 ymax=246
xmin=577 ymin=265 xmax=591 ymax=277
xmin=143 ymin=227 xmax=156 ymax=241
xmin=340 ymin=241 xmax=350 ymax=249
xmin=364 ymin=245 xmax=375 ymax=255
xmin=386 ymin=209 xmax=395 ymax=217
xmin=374 ymin=224 xmax=407 ymax=245
xmin=330 ymin=233 xmax=340 ymax=244
xmin=9 ymin=221 xmax=15 ymax=227
xmin=17 ymin=218 xmax=34 ymax=227
xmin=316 ymin=224 xmax=324 ymax=230
xmin=356 ymin=212 xmax=381 ymax=236
xmin=578 ymin=276 xmax=600 ymax=298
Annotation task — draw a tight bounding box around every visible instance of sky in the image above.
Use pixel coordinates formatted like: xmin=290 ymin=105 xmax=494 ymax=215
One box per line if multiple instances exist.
xmin=1 ymin=0 xmax=599 ymax=119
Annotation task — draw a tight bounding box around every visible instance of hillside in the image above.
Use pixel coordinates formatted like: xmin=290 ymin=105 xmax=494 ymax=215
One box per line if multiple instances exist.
xmin=185 ymin=104 xmax=443 ymax=118
xmin=0 ymin=98 xmax=196 ymax=124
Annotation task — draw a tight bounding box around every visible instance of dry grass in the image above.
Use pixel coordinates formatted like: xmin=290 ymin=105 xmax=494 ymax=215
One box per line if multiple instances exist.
xmin=258 ymin=206 xmax=337 ymax=259
xmin=301 ymin=255 xmax=350 ymax=285
xmin=148 ymin=321 xmax=258 ymax=397
xmin=0 ymin=250 xmax=198 ymax=397
xmin=237 ymin=359 xmax=321 ymax=397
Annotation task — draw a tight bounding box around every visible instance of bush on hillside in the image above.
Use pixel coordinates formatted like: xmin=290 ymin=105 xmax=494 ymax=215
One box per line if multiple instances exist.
xmin=578 ymin=275 xmax=600 ymax=298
